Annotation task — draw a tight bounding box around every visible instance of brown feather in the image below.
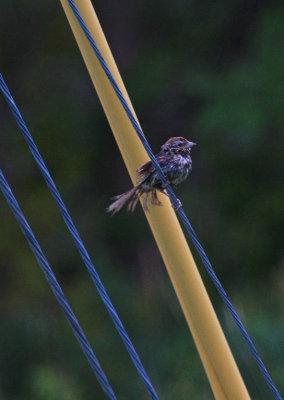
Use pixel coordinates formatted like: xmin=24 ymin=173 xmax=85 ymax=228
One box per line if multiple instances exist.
xmin=107 ymin=187 xmax=138 ymax=215
xmin=136 ymin=160 xmax=153 ymax=180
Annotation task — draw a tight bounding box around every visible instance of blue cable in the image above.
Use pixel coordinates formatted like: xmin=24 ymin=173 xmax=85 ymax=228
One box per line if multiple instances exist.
xmin=0 ymin=74 xmax=159 ymax=400
xmin=0 ymin=170 xmax=117 ymax=400
xmin=65 ymin=1 xmax=283 ymax=399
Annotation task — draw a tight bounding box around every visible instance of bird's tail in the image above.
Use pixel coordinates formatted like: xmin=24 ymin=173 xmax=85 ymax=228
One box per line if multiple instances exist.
xmin=107 ymin=186 xmax=142 ymax=215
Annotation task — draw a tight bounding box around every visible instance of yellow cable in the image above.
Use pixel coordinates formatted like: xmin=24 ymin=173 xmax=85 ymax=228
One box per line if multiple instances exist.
xmin=59 ymin=1 xmax=250 ymax=398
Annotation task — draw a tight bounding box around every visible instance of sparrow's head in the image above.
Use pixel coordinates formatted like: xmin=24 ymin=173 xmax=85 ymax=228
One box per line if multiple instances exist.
xmin=162 ymin=137 xmax=196 ymax=154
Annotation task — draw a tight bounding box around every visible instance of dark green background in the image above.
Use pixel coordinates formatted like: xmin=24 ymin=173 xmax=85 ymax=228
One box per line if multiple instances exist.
xmin=0 ymin=1 xmax=283 ymax=399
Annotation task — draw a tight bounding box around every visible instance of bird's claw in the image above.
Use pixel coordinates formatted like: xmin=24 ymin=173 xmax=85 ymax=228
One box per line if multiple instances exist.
xmin=162 ymin=180 xmax=171 ymax=189
xmin=162 ymin=187 xmax=182 ymax=210
xmin=173 ymin=198 xmax=182 ymax=211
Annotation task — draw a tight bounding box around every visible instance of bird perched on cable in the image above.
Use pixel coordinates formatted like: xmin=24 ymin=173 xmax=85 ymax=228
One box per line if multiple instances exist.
xmin=107 ymin=136 xmax=196 ymax=215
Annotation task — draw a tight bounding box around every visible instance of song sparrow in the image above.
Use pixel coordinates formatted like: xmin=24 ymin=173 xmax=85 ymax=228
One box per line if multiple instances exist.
xmin=107 ymin=136 xmax=196 ymax=215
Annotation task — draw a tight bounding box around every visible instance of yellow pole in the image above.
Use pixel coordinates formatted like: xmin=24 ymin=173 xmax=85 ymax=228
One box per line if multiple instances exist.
xmin=59 ymin=1 xmax=250 ymax=399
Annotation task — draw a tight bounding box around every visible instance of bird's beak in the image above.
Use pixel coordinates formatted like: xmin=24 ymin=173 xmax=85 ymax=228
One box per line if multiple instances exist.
xmin=187 ymin=141 xmax=196 ymax=148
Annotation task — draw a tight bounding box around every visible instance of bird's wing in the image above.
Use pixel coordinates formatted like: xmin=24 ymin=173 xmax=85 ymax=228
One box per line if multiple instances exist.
xmin=136 ymin=152 xmax=167 ymax=182
xmin=136 ymin=160 xmax=153 ymax=181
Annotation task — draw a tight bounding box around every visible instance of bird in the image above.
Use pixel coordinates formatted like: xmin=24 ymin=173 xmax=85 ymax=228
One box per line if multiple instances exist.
xmin=107 ymin=136 xmax=196 ymax=215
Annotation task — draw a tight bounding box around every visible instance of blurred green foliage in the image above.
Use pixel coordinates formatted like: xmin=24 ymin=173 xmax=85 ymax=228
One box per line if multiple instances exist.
xmin=0 ymin=1 xmax=283 ymax=399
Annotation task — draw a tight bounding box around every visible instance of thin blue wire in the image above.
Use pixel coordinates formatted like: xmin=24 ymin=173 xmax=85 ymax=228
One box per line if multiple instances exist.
xmin=65 ymin=1 xmax=282 ymax=399
xmin=0 ymin=74 xmax=159 ymax=400
xmin=0 ymin=170 xmax=117 ymax=400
